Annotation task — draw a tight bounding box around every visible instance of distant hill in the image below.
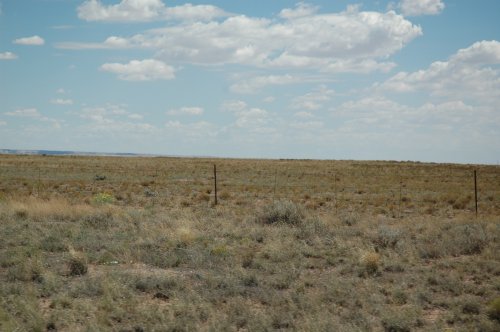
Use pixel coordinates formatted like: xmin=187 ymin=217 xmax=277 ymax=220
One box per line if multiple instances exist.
xmin=0 ymin=149 xmax=142 ymax=157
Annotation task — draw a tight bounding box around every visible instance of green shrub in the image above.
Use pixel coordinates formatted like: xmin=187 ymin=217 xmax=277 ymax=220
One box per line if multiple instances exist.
xmin=257 ymin=200 xmax=304 ymax=226
xmin=339 ymin=211 xmax=360 ymax=226
xmin=92 ymin=193 xmax=114 ymax=205
xmin=448 ymin=224 xmax=488 ymax=256
xmin=134 ymin=275 xmax=178 ymax=294
xmin=418 ymin=223 xmax=489 ymax=259
xmin=374 ymin=226 xmax=402 ymax=249
xmin=39 ymin=235 xmax=67 ymax=252
xmin=68 ymin=256 xmax=88 ymax=276
xmin=381 ymin=308 xmax=418 ymax=332
xmin=83 ymin=211 xmax=114 ymax=229
xmin=488 ymin=297 xmax=500 ymax=322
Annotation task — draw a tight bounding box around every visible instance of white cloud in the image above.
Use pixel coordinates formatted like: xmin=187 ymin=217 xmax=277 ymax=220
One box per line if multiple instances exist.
xmin=56 ymin=36 xmax=132 ymax=50
xmin=222 ymin=100 xmax=248 ymax=113
xmin=65 ymin=5 xmax=421 ymax=72
xmin=78 ymin=0 xmax=227 ymax=22
xmin=221 ymin=100 xmax=274 ymax=133
xmin=13 ymin=35 xmax=45 ymax=46
xmin=323 ymin=59 xmax=396 ymax=74
xmin=5 ymin=108 xmax=41 ymax=117
xmin=100 ymin=59 xmax=175 ymax=81
xmin=289 ymin=120 xmax=324 ymax=130
xmin=151 ymin=7 xmax=421 ymax=70
xmin=165 ymin=120 xmax=216 ymax=139
xmin=78 ymin=0 xmax=166 ymax=21
xmin=4 ymin=108 xmax=63 ymax=128
xmin=167 ymin=107 xmax=204 ymax=116
xmin=294 ymin=111 xmax=315 ymax=119
xmin=102 ymin=36 xmax=130 ymax=48
xmin=0 ymin=52 xmax=18 ymax=60
xmin=230 ymin=75 xmax=301 ymax=94
xmin=399 ymin=0 xmax=445 ymax=16
xmin=235 ymin=107 xmax=269 ymax=128
xmin=56 ymin=88 xmax=66 ymax=94
xmin=378 ymin=40 xmax=500 ymax=103
xmin=128 ymin=113 xmax=143 ymax=120
xmin=51 ymin=98 xmax=73 ymax=105
xmin=0 ymin=121 xmax=6 ymax=126
xmin=291 ymin=85 xmax=335 ymax=111
xmin=80 ymin=104 xmax=155 ymax=132
xmin=163 ymin=3 xmax=229 ymax=21
xmin=333 ymin=96 xmax=500 ymax=133
xmin=279 ymin=2 xmax=319 ymax=19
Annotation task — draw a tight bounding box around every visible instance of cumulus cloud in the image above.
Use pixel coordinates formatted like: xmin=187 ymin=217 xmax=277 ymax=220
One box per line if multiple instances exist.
xmin=323 ymin=59 xmax=396 ymax=74
xmin=51 ymin=99 xmax=74 ymax=105
xmin=377 ymin=40 xmax=500 ymax=103
xmin=56 ymin=36 xmax=132 ymax=50
xmin=100 ymin=59 xmax=175 ymax=81
xmin=13 ymin=35 xmax=45 ymax=46
xmin=230 ymin=75 xmax=301 ymax=94
xmin=151 ymin=7 xmax=421 ymax=70
xmin=279 ymin=2 xmax=319 ymax=19
xmin=128 ymin=113 xmax=143 ymax=120
xmin=167 ymin=107 xmax=204 ymax=116
xmin=80 ymin=104 xmax=154 ymax=132
xmin=164 ymin=120 xmax=216 ymax=139
xmin=294 ymin=111 xmax=315 ymax=119
xmin=65 ymin=4 xmax=421 ymax=72
xmin=5 ymin=108 xmax=41 ymax=117
xmin=0 ymin=52 xmax=18 ymax=60
xmin=221 ymin=100 xmax=274 ymax=133
xmin=291 ymin=85 xmax=335 ymax=111
xmin=234 ymin=107 xmax=270 ymax=129
xmin=399 ymin=0 xmax=445 ymax=16
xmin=222 ymin=100 xmax=248 ymax=113
xmin=4 ymin=108 xmax=63 ymax=128
xmin=333 ymin=96 xmax=499 ymax=137
xmin=78 ymin=0 xmax=227 ymax=22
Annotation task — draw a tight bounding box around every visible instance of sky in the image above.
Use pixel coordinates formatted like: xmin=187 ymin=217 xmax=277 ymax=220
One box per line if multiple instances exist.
xmin=1 ymin=0 xmax=499 ymax=163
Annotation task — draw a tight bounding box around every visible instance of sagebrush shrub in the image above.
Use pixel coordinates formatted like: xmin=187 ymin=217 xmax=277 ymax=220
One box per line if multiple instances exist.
xmin=68 ymin=257 xmax=88 ymax=276
xmin=374 ymin=226 xmax=402 ymax=249
xmin=488 ymin=297 xmax=500 ymax=322
xmin=257 ymin=200 xmax=304 ymax=226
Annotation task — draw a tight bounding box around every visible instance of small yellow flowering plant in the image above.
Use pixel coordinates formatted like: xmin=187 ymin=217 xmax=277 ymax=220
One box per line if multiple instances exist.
xmin=92 ymin=192 xmax=115 ymax=204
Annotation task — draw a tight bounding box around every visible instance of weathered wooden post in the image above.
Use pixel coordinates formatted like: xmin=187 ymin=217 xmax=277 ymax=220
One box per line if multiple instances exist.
xmin=213 ymin=164 xmax=217 ymax=206
xmin=474 ymin=170 xmax=478 ymax=217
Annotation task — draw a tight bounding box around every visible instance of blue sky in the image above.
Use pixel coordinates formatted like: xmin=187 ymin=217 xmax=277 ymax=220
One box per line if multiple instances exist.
xmin=1 ymin=0 xmax=499 ymax=163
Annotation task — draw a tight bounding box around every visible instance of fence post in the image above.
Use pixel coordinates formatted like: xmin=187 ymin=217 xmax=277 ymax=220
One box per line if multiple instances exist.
xmin=474 ymin=170 xmax=478 ymax=217
xmin=398 ymin=176 xmax=402 ymax=219
xmin=334 ymin=172 xmax=338 ymax=215
xmin=273 ymin=169 xmax=278 ymax=203
xmin=38 ymin=167 xmax=41 ymax=196
xmin=213 ymin=164 xmax=217 ymax=206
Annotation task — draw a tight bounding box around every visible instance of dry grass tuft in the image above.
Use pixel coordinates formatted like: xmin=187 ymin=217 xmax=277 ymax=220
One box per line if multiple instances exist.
xmin=8 ymin=197 xmax=93 ymax=222
xmin=360 ymin=251 xmax=381 ymax=275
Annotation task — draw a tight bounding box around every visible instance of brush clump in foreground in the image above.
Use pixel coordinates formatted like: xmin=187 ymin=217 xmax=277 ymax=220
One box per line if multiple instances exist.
xmin=0 ymin=155 xmax=499 ymax=331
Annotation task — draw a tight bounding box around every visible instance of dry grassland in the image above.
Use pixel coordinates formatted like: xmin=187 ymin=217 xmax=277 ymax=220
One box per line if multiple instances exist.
xmin=0 ymin=154 xmax=499 ymax=331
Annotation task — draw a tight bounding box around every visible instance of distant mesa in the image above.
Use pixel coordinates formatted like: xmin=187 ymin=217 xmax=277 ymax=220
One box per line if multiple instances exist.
xmin=0 ymin=149 xmax=140 ymax=157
